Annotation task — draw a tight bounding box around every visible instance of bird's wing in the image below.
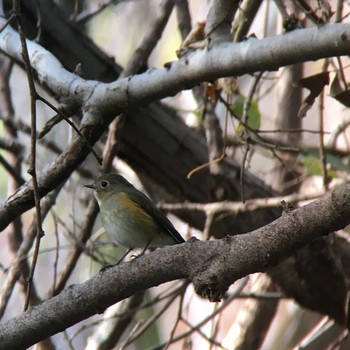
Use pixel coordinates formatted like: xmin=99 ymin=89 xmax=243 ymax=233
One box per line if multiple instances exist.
xmin=126 ymin=189 xmax=185 ymax=244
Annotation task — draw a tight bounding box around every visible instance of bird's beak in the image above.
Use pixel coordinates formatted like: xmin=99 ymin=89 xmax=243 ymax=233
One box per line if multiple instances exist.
xmin=84 ymin=183 xmax=95 ymax=189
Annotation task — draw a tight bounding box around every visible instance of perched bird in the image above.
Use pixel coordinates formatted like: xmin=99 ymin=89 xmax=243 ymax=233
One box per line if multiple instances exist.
xmin=85 ymin=173 xmax=185 ymax=252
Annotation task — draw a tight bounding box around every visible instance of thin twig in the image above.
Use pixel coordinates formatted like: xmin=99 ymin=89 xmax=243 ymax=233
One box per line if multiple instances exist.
xmin=0 ymin=14 xmax=14 ymax=33
xmin=72 ymin=0 xmax=114 ymax=24
xmin=102 ymin=114 xmax=125 ymax=172
xmin=164 ymin=282 xmax=188 ymax=350
xmin=327 ymin=117 xmax=350 ymax=149
xmin=37 ymin=95 xmax=103 ymax=165
xmin=0 ymin=187 xmax=62 ymax=318
xmin=120 ymin=0 xmax=175 ymax=78
xmin=0 ymin=154 xmax=25 ymax=185
xmin=218 ymin=94 xmax=300 ymax=154
xmin=319 ymin=62 xmax=329 ymax=190
xmin=50 ymin=199 xmax=99 ymax=296
xmin=12 ymin=0 xmax=44 ymax=312
xmin=122 ymin=284 xmax=186 ymax=348
xmin=257 ymin=128 xmax=329 ymax=134
xmin=0 ymin=114 xmax=96 ymax=179
xmin=0 ymin=52 xmax=28 ymax=319
xmin=51 ymin=213 xmax=59 ymax=296
xmin=240 ymin=141 xmax=250 ymax=203
xmin=158 ymin=190 xmax=326 ymax=215
xmin=0 ymin=136 xmax=23 ymax=154
xmin=239 ymin=72 xmax=263 ymax=203
xmin=175 ymin=0 xmax=192 ymax=40
xmin=147 ymin=278 xmax=249 ymax=350
xmin=182 ymin=317 xmax=227 ymax=349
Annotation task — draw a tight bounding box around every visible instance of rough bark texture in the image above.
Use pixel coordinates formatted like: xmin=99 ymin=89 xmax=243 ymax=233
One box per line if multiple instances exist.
xmin=1 ymin=183 xmax=350 ymax=349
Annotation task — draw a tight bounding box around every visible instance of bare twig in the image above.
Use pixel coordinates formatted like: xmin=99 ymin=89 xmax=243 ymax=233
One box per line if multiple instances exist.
xmin=122 ymin=284 xmax=186 ymax=348
xmin=37 ymin=95 xmax=103 ymax=165
xmin=175 ymin=0 xmax=192 ymax=39
xmin=121 ymin=0 xmax=175 ymax=78
xmin=0 ymin=137 xmax=23 ymax=154
xmin=240 ymin=141 xmax=250 ymax=203
xmin=12 ymin=0 xmax=44 ymax=312
xmin=72 ymin=0 xmax=114 ymax=24
xmin=147 ymin=278 xmax=249 ymax=350
xmin=0 ymin=14 xmax=14 ymax=33
xmin=102 ymin=114 xmax=125 ymax=173
xmin=0 ymin=187 xmax=62 ymax=318
xmin=50 ymin=199 xmax=99 ymax=296
xmin=164 ymin=282 xmax=188 ymax=350
xmin=158 ymin=190 xmax=326 ymax=215
xmin=0 ymin=154 xmax=25 ymax=185
xmin=319 ymin=61 xmax=329 ymax=190
xmin=232 ymin=0 xmax=263 ymax=42
xmin=327 ymin=117 xmax=350 ymax=149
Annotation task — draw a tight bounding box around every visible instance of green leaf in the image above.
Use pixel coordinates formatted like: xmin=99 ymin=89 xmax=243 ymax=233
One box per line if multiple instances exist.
xmin=301 ymin=155 xmax=323 ymax=176
xmin=248 ymin=99 xmax=261 ymax=129
xmin=300 ymin=154 xmax=341 ymax=179
xmin=232 ymin=94 xmax=245 ymax=118
xmin=231 ymin=94 xmax=261 ymax=130
xmin=326 ymin=153 xmax=350 ymax=173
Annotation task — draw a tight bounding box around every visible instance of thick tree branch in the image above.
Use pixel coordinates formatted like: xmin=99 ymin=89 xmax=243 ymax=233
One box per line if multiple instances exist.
xmin=0 ymin=20 xmax=350 ymax=124
xmin=0 ymin=183 xmax=349 ymax=349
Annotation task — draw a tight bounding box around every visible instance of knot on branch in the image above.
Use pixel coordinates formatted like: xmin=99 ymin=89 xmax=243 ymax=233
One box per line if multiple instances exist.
xmin=189 ymin=239 xmax=234 ymax=302
xmin=193 ymin=272 xmax=231 ymax=302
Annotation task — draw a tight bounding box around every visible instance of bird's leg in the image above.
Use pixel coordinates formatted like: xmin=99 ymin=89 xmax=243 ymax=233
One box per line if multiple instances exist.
xmin=141 ymin=241 xmax=151 ymax=256
xmin=116 ymin=247 xmax=133 ymax=264
xmin=99 ymin=248 xmax=133 ymax=272
xmin=131 ymin=241 xmax=152 ymax=259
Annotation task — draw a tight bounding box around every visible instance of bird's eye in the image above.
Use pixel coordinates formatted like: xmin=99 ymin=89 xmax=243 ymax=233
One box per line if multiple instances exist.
xmin=101 ymin=180 xmax=109 ymax=188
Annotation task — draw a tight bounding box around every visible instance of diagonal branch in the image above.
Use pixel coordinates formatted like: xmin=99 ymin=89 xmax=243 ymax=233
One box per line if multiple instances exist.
xmin=0 ymin=20 xmax=350 ymax=124
xmin=0 ymin=183 xmax=350 ymax=349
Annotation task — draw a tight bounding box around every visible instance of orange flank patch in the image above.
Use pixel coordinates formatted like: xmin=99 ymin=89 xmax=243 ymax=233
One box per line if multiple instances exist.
xmin=118 ymin=192 xmax=155 ymax=227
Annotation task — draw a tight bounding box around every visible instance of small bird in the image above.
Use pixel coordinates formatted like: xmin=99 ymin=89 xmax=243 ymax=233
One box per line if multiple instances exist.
xmin=85 ymin=173 xmax=185 ymax=252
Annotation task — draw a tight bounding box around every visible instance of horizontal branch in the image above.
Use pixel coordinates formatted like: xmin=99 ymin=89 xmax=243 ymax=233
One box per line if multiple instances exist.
xmin=0 ymin=19 xmax=350 ymax=124
xmin=159 ymin=190 xmax=325 ymax=215
xmin=1 ymin=183 xmax=350 ymax=349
